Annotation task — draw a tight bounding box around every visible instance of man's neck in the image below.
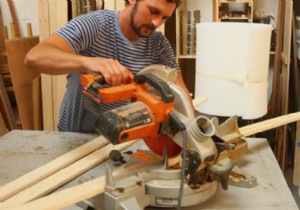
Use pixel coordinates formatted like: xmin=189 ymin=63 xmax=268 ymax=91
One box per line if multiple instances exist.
xmin=118 ymin=9 xmax=140 ymax=42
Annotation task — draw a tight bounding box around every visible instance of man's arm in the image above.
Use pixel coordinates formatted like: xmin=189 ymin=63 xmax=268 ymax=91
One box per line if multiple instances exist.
xmin=24 ymin=34 xmax=129 ymax=86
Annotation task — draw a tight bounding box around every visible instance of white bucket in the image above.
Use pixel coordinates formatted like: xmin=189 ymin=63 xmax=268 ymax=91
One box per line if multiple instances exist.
xmin=180 ymin=10 xmax=201 ymax=56
xmin=195 ymin=22 xmax=272 ymax=119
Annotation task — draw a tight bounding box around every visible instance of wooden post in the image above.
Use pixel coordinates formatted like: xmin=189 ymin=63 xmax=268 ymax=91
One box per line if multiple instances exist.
xmin=26 ymin=23 xmax=33 ymax=37
xmin=0 ymin=136 xmax=109 ymax=202
xmin=293 ymin=121 xmax=300 ymax=186
xmin=7 ymin=0 xmax=21 ymax=38
xmin=0 ymin=8 xmax=5 ymax=53
xmin=5 ymin=37 xmax=40 ymax=130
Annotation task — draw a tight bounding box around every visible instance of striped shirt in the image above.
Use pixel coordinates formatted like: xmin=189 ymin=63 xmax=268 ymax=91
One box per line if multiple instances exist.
xmin=56 ymin=10 xmax=178 ymax=133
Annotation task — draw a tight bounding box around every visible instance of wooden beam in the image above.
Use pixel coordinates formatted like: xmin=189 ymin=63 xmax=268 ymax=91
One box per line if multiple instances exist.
xmin=6 ymin=176 xmax=105 ymax=210
xmin=0 ymin=74 xmax=16 ymax=130
xmin=240 ymin=112 xmax=300 ymax=137
xmin=294 ymin=121 xmax=300 ymax=186
xmin=3 ymin=26 xmax=8 ymax=40
xmin=0 ymin=136 xmax=109 ymax=202
xmin=5 ymin=36 xmax=40 ymax=130
xmin=0 ymin=140 xmax=135 ymax=209
xmin=7 ymin=0 xmax=21 ymax=38
xmin=0 ymin=8 xmax=5 ymax=53
xmin=26 ymin=23 xmax=33 ymax=37
xmin=32 ymin=76 xmax=43 ymax=130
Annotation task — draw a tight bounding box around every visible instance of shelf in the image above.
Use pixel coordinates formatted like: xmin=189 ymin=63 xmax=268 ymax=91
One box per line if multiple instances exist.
xmin=213 ymin=0 xmax=253 ymax=22
xmin=178 ymin=55 xmax=196 ymax=59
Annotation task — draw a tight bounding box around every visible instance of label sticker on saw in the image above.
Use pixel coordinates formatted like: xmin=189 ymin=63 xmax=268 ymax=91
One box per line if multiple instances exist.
xmin=113 ymin=101 xmax=152 ymax=129
xmin=156 ymin=197 xmax=178 ymax=206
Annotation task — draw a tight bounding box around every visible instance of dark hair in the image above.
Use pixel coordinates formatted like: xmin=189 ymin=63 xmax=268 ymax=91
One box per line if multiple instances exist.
xmin=124 ymin=0 xmax=180 ymax=8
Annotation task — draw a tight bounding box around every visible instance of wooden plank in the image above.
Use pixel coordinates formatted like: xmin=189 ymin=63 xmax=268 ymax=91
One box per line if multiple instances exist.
xmin=3 ymin=26 xmax=8 ymax=40
xmin=0 ymin=135 xmax=109 ymax=202
xmin=32 ymin=76 xmax=43 ymax=130
xmin=0 ymin=140 xmax=135 ymax=209
xmin=277 ymin=0 xmax=293 ymax=171
xmin=293 ymin=121 xmax=300 ymax=186
xmin=269 ymin=0 xmax=284 ymax=117
xmin=0 ymin=74 xmax=16 ymax=130
xmin=240 ymin=112 xmax=300 ymax=137
xmin=26 ymin=23 xmax=33 ymax=37
xmin=5 ymin=36 xmax=40 ymax=130
xmin=6 ymin=176 xmax=105 ymax=210
xmin=9 ymin=22 xmax=16 ymax=38
xmin=7 ymin=0 xmax=21 ymax=38
xmin=0 ymin=8 xmax=5 ymax=53
xmin=38 ymin=0 xmax=68 ymax=131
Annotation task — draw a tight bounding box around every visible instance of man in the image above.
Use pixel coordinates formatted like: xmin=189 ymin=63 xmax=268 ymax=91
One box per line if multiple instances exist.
xmin=25 ymin=0 xmax=190 ymax=132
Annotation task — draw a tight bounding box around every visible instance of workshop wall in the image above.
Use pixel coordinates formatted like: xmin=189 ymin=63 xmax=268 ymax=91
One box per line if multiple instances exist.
xmin=0 ymin=0 xmax=39 ymax=39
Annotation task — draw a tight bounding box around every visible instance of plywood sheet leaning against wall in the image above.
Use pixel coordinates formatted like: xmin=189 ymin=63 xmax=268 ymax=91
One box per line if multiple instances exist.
xmin=5 ymin=36 xmax=41 ymax=130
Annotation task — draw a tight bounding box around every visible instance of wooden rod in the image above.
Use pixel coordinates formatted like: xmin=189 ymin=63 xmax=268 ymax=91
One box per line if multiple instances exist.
xmin=3 ymin=26 xmax=8 ymax=40
xmin=26 ymin=23 xmax=33 ymax=37
xmin=7 ymin=0 xmax=21 ymax=38
xmin=0 ymin=140 xmax=135 ymax=209
xmin=6 ymin=176 xmax=105 ymax=210
xmin=0 ymin=136 xmax=109 ymax=202
xmin=10 ymin=22 xmax=16 ymax=38
xmin=240 ymin=112 xmax=300 ymax=137
xmin=0 ymin=8 xmax=5 ymax=53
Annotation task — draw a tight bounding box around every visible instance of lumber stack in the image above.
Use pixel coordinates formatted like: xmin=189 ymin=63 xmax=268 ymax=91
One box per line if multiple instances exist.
xmin=0 ymin=135 xmax=136 ymax=210
xmin=0 ymin=0 xmax=42 ymax=131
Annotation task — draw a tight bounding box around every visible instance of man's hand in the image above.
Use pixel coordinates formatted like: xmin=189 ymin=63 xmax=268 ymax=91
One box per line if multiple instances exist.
xmin=83 ymin=57 xmax=130 ymax=86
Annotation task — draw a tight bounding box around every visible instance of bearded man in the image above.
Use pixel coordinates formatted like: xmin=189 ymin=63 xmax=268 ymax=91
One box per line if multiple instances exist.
xmin=25 ymin=0 xmax=189 ymax=132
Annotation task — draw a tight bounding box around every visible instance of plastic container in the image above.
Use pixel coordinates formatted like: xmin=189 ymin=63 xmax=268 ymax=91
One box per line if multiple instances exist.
xmin=180 ymin=10 xmax=201 ymax=56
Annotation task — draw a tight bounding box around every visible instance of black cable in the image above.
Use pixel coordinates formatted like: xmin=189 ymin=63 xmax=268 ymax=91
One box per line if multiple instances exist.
xmin=168 ymin=112 xmax=187 ymax=210
xmin=177 ymin=129 xmax=187 ymax=210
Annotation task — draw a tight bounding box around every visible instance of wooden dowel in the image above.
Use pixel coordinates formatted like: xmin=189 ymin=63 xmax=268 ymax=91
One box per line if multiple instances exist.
xmin=6 ymin=176 xmax=105 ymax=210
xmin=7 ymin=0 xmax=21 ymax=38
xmin=10 ymin=22 xmax=16 ymax=39
xmin=26 ymin=23 xmax=33 ymax=37
xmin=0 ymin=136 xmax=109 ymax=202
xmin=240 ymin=112 xmax=300 ymax=137
xmin=3 ymin=26 xmax=8 ymax=40
xmin=0 ymin=140 xmax=135 ymax=209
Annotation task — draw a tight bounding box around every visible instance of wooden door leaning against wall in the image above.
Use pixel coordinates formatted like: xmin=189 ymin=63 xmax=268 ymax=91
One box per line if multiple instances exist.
xmin=5 ymin=36 xmax=43 ymax=130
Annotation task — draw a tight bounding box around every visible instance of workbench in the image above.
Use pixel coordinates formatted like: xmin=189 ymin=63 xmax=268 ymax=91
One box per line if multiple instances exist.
xmin=0 ymin=130 xmax=299 ymax=210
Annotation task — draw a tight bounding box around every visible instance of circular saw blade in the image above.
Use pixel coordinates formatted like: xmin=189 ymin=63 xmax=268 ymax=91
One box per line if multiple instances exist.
xmin=143 ymin=134 xmax=182 ymax=157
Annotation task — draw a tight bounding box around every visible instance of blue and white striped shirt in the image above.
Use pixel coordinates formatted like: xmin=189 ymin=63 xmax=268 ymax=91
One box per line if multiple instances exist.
xmin=56 ymin=10 xmax=178 ymax=132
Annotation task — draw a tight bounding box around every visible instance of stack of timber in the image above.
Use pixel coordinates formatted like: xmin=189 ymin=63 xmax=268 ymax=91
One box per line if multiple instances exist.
xmin=0 ymin=0 xmax=43 ymax=131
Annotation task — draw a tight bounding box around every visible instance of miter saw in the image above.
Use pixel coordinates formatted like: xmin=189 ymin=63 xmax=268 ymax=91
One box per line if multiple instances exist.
xmin=80 ymin=65 xmax=254 ymax=210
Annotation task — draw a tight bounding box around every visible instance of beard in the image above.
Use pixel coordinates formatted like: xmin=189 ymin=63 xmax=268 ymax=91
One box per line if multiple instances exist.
xmin=130 ymin=3 xmax=156 ymax=38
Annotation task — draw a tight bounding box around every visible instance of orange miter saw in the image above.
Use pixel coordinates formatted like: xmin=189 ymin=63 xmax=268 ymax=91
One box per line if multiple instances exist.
xmin=80 ymin=65 xmax=250 ymax=210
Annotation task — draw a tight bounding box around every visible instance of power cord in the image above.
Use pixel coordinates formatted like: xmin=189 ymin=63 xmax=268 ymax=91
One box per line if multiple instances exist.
xmin=168 ymin=112 xmax=186 ymax=210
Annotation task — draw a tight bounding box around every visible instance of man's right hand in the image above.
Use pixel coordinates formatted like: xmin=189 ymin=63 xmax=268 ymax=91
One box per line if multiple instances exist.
xmin=82 ymin=57 xmax=130 ymax=87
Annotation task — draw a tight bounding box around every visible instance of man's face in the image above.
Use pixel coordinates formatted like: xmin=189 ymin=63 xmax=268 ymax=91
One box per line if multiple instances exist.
xmin=130 ymin=0 xmax=176 ymax=38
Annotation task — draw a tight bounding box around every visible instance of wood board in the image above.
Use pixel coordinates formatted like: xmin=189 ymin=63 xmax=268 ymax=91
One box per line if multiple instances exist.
xmin=0 ymin=135 xmax=109 ymax=202
xmin=5 ymin=36 xmax=40 ymax=129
